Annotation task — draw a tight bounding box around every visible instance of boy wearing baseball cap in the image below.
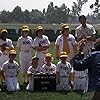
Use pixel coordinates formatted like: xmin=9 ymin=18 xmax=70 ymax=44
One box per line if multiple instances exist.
xmin=42 ymin=53 xmax=56 ymax=74
xmin=17 ymin=25 xmax=33 ymax=84
xmin=26 ymin=56 xmax=42 ymax=91
xmin=1 ymin=50 xmax=20 ymax=91
xmin=56 ymin=52 xmax=74 ymax=91
xmin=33 ymin=26 xmax=50 ymax=67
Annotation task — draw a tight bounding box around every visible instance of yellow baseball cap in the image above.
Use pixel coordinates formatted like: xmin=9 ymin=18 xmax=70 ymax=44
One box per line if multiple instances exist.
xmin=22 ymin=25 xmax=29 ymax=29
xmin=35 ymin=26 xmax=44 ymax=32
xmin=60 ymin=52 xmax=68 ymax=58
xmin=22 ymin=28 xmax=30 ymax=32
xmin=61 ymin=23 xmax=69 ymax=32
xmin=1 ymin=29 xmax=8 ymax=34
xmin=9 ymin=50 xmax=17 ymax=55
xmin=32 ymin=56 xmax=39 ymax=60
xmin=45 ymin=53 xmax=52 ymax=58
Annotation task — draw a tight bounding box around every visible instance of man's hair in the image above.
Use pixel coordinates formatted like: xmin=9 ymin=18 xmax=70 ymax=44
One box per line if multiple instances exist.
xmin=79 ymin=15 xmax=86 ymax=21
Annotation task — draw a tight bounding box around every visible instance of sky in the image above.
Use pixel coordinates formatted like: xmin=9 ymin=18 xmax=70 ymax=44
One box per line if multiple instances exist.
xmin=0 ymin=0 xmax=95 ymax=15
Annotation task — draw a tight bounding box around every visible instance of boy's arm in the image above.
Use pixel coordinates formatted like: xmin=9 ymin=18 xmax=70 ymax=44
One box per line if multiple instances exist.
xmin=56 ymin=72 xmax=60 ymax=85
xmin=1 ymin=70 xmax=5 ymax=80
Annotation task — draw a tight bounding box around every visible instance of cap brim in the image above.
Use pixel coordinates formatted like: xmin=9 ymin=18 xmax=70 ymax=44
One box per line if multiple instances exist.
xmin=60 ymin=55 xmax=68 ymax=58
xmin=22 ymin=29 xmax=29 ymax=32
xmin=32 ymin=57 xmax=39 ymax=60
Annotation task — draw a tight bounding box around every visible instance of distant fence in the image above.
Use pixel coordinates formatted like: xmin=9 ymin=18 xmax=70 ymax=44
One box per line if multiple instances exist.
xmin=6 ymin=29 xmax=100 ymax=42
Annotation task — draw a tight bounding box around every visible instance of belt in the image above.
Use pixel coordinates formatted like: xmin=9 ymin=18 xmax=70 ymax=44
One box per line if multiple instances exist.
xmin=76 ymin=76 xmax=87 ymax=79
xmin=60 ymin=76 xmax=68 ymax=77
xmin=20 ymin=50 xmax=30 ymax=52
xmin=6 ymin=75 xmax=16 ymax=77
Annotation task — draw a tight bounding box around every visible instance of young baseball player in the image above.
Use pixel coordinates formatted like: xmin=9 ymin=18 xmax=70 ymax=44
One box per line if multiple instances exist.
xmin=56 ymin=52 xmax=74 ymax=91
xmin=42 ymin=53 xmax=56 ymax=74
xmin=1 ymin=50 xmax=20 ymax=92
xmin=26 ymin=56 xmax=42 ymax=91
xmin=74 ymin=69 xmax=88 ymax=93
xmin=0 ymin=47 xmax=10 ymax=84
xmin=33 ymin=26 xmax=50 ymax=67
xmin=0 ymin=29 xmax=14 ymax=49
xmin=17 ymin=26 xmax=33 ymax=84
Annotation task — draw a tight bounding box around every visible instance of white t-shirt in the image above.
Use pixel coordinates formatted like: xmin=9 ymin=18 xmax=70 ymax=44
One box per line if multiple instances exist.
xmin=76 ymin=23 xmax=96 ymax=55
xmin=33 ymin=35 xmax=50 ymax=53
xmin=42 ymin=63 xmax=56 ymax=74
xmin=17 ymin=36 xmax=33 ymax=52
xmin=1 ymin=60 xmax=20 ymax=77
xmin=55 ymin=34 xmax=77 ymax=61
xmin=0 ymin=39 xmax=14 ymax=48
xmin=56 ymin=61 xmax=73 ymax=77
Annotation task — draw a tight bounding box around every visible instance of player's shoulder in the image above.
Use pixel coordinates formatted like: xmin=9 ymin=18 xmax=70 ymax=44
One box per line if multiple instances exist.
xmin=86 ymin=23 xmax=94 ymax=28
xmin=42 ymin=64 xmax=46 ymax=68
xmin=13 ymin=60 xmax=19 ymax=65
xmin=6 ymin=38 xmax=12 ymax=42
xmin=51 ymin=63 xmax=56 ymax=67
xmin=76 ymin=24 xmax=82 ymax=30
xmin=42 ymin=35 xmax=49 ymax=39
xmin=2 ymin=60 xmax=9 ymax=66
xmin=66 ymin=61 xmax=71 ymax=66
xmin=28 ymin=65 xmax=33 ymax=70
xmin=57 ymin=34 xmax=62 ymax=39
xmin=57 ymin=61 xmax=62 ymax=65
xmin=18 ymin=36 xmax=23 ymax=40
xmin=69 ymin=34 xmax=75 ymax=39
xmin=27 ymin=36 xmax=32 ymax=40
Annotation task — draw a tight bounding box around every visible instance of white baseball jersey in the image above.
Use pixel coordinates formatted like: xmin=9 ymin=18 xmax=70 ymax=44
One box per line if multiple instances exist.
xmin=1 ymin=60 xmax=20 ymax=77
xmin=75 ymin=70 xmax=88 ymax=78
xmin=55 ymin=34 xmax=77 ymax=62
xmin=17 ymin=36 xmax=33 ymax=72
xmin=26 ymin=65 xmax=42 ymax=91
xmin=27 ymin=65 xmax=42 ymax=74
xmin=0 ymin=52 xmax=9 ymax=69
xmin=56 ymin=61 xmax=73 ymax=77
xmin=74 ymin=70 xmax=88 ymax=91
xmin=0 ymin=38 xmax=14 ymax=48
xmin=33 ymin=35 xmax=50 ymax=66
xmin=76 ymin=23 xmax=96 ymax=55
xmin=17 ymin=36 xmax=33 ymax=52
xmin=33 ymin=35 xmax=50 ymax=54
xmin=42 ymin=63 xmax=56 ymax=74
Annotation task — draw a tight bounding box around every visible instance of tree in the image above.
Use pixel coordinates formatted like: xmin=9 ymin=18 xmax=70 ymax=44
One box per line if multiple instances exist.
xmin=23 ymin=10 xmax=31 ymax=23
xmin=72 ymin=0 xmax=88 ymax=16
xmin=90 ymin=0 xmax=100 ymax=17
xmin=11 ymin=6 xmax=23 ymax=23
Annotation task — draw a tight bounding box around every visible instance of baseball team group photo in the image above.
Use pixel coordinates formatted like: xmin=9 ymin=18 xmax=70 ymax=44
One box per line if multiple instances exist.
xmin=0 ymin=0 xmax=100 ymax=100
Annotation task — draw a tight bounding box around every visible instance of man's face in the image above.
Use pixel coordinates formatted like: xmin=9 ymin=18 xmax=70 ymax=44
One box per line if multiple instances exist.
xmin=37 ymin=30 xmax=43 ymax=37
xmin=63 ymin=28 xmax=69 ymax=36
xmin=1 ymin=32 xmax=8 ymax=40
xmin=79 ymin=17 xmax=86 ymax=25
xmin=22 ymin=31 xmax=29 ymax=37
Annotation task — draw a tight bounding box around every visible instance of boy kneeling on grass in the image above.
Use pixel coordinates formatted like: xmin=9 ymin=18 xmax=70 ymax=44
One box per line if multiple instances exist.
xmin=56 ymin=52 xmax=74 ymax=91
xmin=42 ymin=53 xmax=56 ymax=74
xmin=26 ymin=56 xmax=42 ymax=91
xmin=1 ymin=50 xmax=20 ymax=92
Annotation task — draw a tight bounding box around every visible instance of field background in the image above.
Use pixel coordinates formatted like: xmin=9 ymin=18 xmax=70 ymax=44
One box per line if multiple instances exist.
xmin=0 ymin=23 xmax=99 ymax=100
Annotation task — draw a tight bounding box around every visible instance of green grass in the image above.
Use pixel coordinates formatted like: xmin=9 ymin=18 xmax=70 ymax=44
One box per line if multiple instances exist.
xmin=0 ymin=91 xmax=94 ymax=100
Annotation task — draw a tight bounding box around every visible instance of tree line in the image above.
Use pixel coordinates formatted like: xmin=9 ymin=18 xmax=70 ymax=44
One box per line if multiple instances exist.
xmin=0 ymin=0 xmax=100 ymax=24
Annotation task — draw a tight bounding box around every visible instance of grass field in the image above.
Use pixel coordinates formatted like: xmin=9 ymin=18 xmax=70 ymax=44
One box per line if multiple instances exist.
xmin=0 ymin=42 xmax=94 ymax=100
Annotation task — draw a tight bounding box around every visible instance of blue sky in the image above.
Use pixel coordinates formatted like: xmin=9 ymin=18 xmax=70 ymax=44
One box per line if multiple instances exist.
xmin=0 ymin=0 xmax=95 ymax=15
